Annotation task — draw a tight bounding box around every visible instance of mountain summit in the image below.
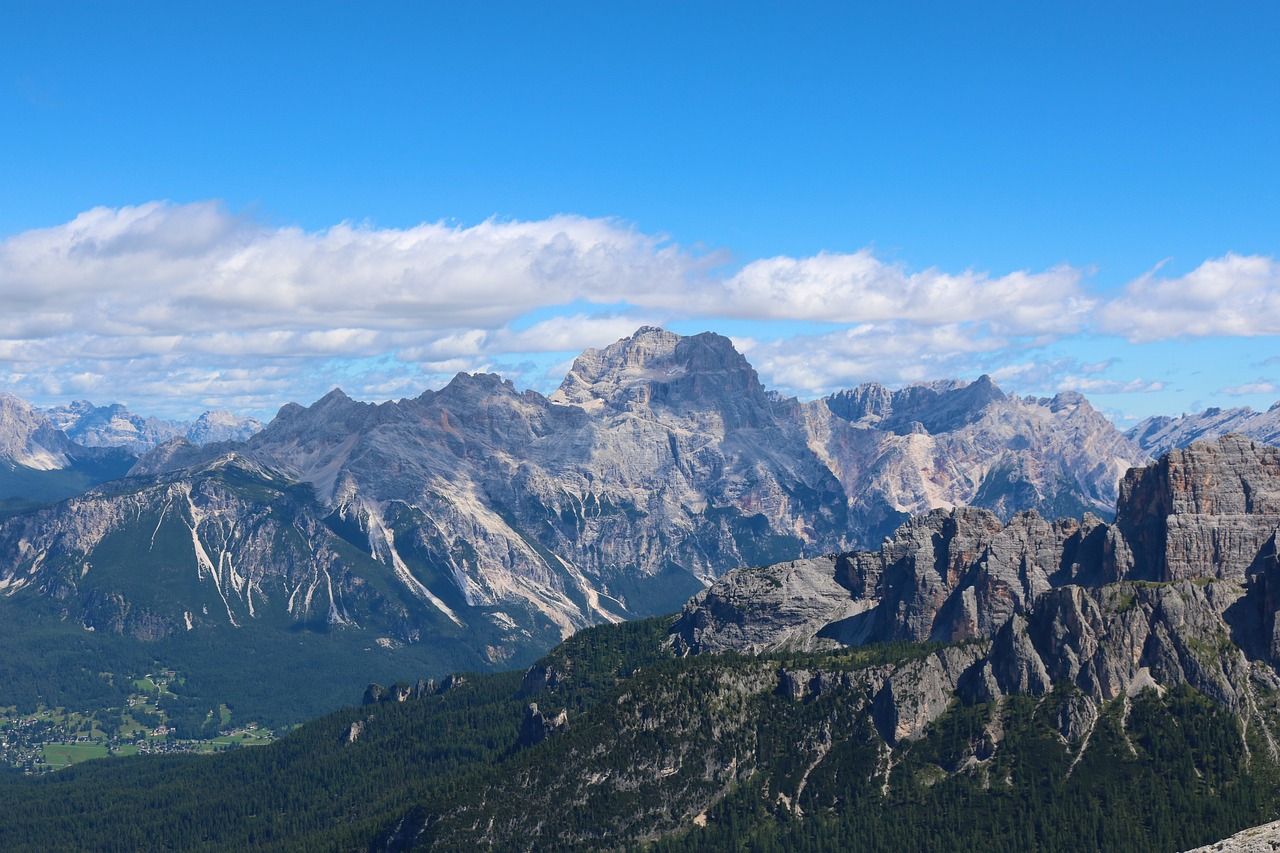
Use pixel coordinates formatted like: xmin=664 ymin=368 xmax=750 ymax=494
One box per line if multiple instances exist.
xmin=551 ymin=326 xmax=771 ymax=427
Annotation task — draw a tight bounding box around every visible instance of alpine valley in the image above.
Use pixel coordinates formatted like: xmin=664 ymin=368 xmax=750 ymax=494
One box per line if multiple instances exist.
xmin=3 ymin=327 xmax=1280 ymax=850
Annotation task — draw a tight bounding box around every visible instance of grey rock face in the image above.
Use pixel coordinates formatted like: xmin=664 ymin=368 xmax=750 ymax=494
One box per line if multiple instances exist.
xmin=672 ymin=506 xmax=1095 ymax=653
xmin=825 ymin=375 xmax=1007 ymax=435
xmin=871 ymin=644 xmax=986 ymax=744
xmin=669 ymin=556 xmax=866 ymax=655
xmin=810 ymin=382 xmax=1148 ymax=535
xmin=1114 ymin=435 xmax=1280 ymax=582
xmin=1183 ymin=818 xmax=1280 ymax=853
xmin=1000 ymin=581 xmax=1253 ymax=710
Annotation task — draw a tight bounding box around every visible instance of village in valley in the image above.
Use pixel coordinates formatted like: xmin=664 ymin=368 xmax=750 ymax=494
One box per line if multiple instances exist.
xmin=0 ymin=671 xmax=274 ymax=773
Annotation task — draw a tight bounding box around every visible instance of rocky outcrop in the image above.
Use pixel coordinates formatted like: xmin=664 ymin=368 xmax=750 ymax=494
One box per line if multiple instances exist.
xmin=963 ymin=579 xmax=1271 ymax=719
xmin=871 ymin=644 xmax=987 ymax=744
xmin=517 ymin=702 xmax=569 ymax=747
xmin=669 ymin=556 xmax=866 ymax=655
xmin=1112 ymin=434 xmax=1280 ymax=582
xmin=676 ymin=436 xmax=1280 ymax=654
xmin=671 ymin=506 xmax=1108 ymax=653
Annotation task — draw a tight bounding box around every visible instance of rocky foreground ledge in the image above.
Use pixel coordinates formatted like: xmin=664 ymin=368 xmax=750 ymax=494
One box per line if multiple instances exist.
xmin=1184 ymin=818 xmax=1280 ymax=852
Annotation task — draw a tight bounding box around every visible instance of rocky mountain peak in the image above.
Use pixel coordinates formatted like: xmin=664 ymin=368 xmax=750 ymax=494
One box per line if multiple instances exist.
xmin=438 ymin=371 xmax=519 ymax=402
xmin=825 ymin=374 xmax=1008 ymax=435
xmin=549 ymin=327 xmax=765 ymax=420
xmin=185 ymin=410 xmax=264 ymax=445
xmin=41 ymin=399 xmax=261 ymax=454
xmin=315 ymin=387 xmax=355 ymax=407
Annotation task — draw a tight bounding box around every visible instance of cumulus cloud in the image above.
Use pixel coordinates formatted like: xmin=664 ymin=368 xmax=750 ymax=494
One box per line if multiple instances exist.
xmin=398 ymin=313 xmax=663 ymax=363
xmin=741 ymin=323 xmax=1013 ymax=397
xmin=0 ymin=202 xmax=710 ymax=414
xmin=2 ymin=200 xmax=1278 ymax=418
xmin=0 ymin=201 xmax=702 ymax=338
xmin=1098 ymin=254 xmax=1280 ymax=342
xmin=720 ymin=251 xmax=1094 ymax=335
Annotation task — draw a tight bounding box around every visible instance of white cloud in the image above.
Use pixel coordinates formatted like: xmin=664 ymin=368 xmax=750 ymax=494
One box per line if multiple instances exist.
xmin=1098 ymin=254 xmax=1280 ymax=342
xmin=720 ymin=251 xmax=1094 ymax=335
xmin=398 ymin=313 xmax=662 ymax=363
xmin=0 ymin=201 xmax=703 ymax=338
xmin=1059 ymin=376 xmax=1165 ymax=395
xmin=742 ymin=323 xmax=1012 ymax=397
xmin=1220 ymin=380 xmax=1278 ymax=396
xmin=3 ymin=200 xmax=1278 ymax=419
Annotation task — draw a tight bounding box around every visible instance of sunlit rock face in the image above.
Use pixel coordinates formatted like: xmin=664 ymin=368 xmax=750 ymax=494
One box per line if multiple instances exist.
xmin=1112 ymin=434 xmax=1280 ymax=582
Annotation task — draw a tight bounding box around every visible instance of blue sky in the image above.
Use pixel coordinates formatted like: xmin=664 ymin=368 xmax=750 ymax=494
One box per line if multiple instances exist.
xmin=2 ymin=2 xmax=1278 ymax=423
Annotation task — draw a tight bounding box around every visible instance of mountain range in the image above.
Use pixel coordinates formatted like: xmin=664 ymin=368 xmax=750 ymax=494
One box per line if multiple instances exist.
xmin=44 ymin=400 xmax=263 ymax=454
xmin=1 ymin=433 xmax=1279 ymax=851
xmin=0 ymin=327 xmax=1275 ymax=724
xmin=1127 ymin=403 xmax=1280 ymax=455
xmin=0 ymin=393 xmax=261 ymax=513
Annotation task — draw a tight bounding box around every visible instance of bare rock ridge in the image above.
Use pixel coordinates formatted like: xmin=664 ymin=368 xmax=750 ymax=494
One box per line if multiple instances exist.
xmin=825 ymin=373 xmax=1007 ymax=435
xmin=671 ymin=434 xmax=1280 ymax=744
xmin=1129 ymin=401 xmax=1280 ymax=456
xmin=0 ymin=327 xmax=1155 ymax=668
xmin=43 ymin=400 xmax=263 ymax=454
